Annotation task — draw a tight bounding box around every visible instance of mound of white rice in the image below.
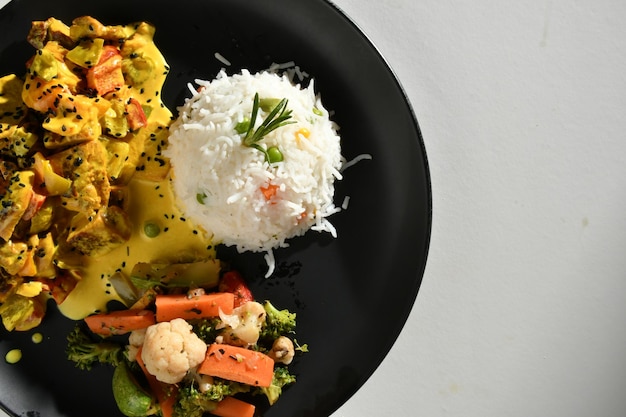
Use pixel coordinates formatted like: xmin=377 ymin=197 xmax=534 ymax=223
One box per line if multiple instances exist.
xmin=165 ymin=69 xmax=343 ymax=275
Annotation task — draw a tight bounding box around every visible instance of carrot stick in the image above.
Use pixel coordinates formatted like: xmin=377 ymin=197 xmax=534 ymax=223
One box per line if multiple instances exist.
xmin=198 ymin=343 xmax=275 ymax=387
xmin=155 ymin=292 xmax=235 ymax=322
xmin=210 ymin=396 xmax=255 ymax=417
xmin=136 ymin=347 xmax=177 ymax=417
xmin=84 ymin=309 xmax=155 ymax=336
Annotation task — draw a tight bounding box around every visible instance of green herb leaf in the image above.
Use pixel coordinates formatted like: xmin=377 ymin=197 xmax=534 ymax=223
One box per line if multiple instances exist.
xmin=240 ymin=93 xmax=296 ymax=162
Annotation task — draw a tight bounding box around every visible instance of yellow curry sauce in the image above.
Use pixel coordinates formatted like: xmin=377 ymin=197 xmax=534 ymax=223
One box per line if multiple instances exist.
xmin=0 ymin=17 xmax=217 ymax=328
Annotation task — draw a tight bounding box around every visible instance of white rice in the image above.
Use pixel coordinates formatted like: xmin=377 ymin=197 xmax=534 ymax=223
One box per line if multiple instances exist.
xmin=214 ymin=52 xmax=231 ymax=67
xmin=165 ymin=70 xmax=343 ymax=275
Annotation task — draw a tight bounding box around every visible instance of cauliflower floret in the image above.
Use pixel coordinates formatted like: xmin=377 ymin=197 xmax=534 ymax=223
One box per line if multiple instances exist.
xmin=141 ymin=318 xmax=207 ymax=384
xmin=125 ymin=328 xmax=147 ymax=362
xmin=194 ymin=373 xmax=215 ymax=393
xmin=218 ymin=301 xmax=266 ymax=347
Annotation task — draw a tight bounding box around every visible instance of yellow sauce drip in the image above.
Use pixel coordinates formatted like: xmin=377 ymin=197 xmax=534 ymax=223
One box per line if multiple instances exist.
xmin=31 ymin=332 xmax=43 ymax=344
xmin=5 ymin=348 xmax=22 ymax=364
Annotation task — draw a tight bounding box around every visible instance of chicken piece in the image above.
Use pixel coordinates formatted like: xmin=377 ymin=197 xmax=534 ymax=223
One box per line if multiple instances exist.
xmin=41 ymin=94 xmax=104 ymax=141
xmin=26 ymin=20 xmax=48 ymax=50
xmin=112 ymin=126 xmax=146 ymax=184
xmin=0 ymin=171 xmax=34 ymax=241
xmin=48 ymin=140 xmax=111 ymax=215
xmin=0 ymin=292 xmax=46 ymax=331
xmin=45 ymin=269 xmax=79 ymax=305
xmin=69 ymin=16 xmax=131 ymax=42
xmin=0 ymin=74 xmax=27 ymax=127
xmin=23 ymin=42 xmax=81 ymax=100
xmin=65 ymin=205 xmax=131 ymax=256
xmin=27 ymin=18 xmax=73 ymax=49
xmin=33 ymin=232 xmax=56 ymax=278
xmin=28 ymin=198 xmax=55 ymax=235
xmin=0 ymin=160 xmax=18 ymax=181
xmin=102 ymin=139 xmax=131 ymax=183
xmin=13 ymin=234 xmax=40 ymax=277
xmin=0 ymin=271 xmax=21 ymax=304
xmin=0 ymin=239 xmax=30 ymax=275
xmin=0 ymin=126 xmax=38 ymax=159
xmin=31 ymin=152 xmax=72 ymax=197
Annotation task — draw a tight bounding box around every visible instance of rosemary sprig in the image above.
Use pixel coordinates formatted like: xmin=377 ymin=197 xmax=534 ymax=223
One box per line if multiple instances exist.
xmin=239 ymin=93 xmax=295 ymax=160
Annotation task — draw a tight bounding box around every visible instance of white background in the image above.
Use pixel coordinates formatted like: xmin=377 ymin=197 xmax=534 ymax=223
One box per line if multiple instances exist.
xmin=1 ymin=0 xmax=626 ymax=416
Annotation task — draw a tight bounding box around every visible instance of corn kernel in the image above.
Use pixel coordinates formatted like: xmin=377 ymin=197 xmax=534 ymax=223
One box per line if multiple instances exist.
xmin=296 ymin=128 xmax=310 ymax=139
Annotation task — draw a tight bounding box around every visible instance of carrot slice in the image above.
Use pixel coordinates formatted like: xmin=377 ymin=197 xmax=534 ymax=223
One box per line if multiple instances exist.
xmin=155 ymin=292 xmax=235 ymax=322
xmin=84 ymin=309 xmax=155 ymax=336
xmin=136 ymin=347 xmax=177 ymax=417
xmin=260 ymin=183 xmax=279 ymax=200
xmin=198 ymin=343 xmax=275 ymax=387
xmin=210 ymin=396 xmax=255 ymax=417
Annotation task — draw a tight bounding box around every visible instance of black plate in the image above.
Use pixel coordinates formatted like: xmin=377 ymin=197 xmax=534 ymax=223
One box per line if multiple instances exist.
xmin=0 ymin=0 xmax=431 ymax=416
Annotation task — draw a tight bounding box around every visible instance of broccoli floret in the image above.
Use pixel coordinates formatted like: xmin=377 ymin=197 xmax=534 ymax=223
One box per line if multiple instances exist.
xmin=255 ymin=366 xmax=297 ymax=405
xmin=174 ymin=385 xmax=216 ymax=417
xmin=66 ymin=325 xmax=125 ymax=370
xmin=294 ymin=339 xmax=309 ymax=353
xmin=190 ymin=317 xmax=223 ymax=343
xmin=259 ymin=300 xmax=296 ymax=341
xmin=174 ymin=379 xmax=250 ymax=417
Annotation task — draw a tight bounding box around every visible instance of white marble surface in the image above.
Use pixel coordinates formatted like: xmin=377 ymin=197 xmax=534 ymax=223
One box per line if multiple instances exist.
xmin=1 ymin=0 xmax=626 ymax=416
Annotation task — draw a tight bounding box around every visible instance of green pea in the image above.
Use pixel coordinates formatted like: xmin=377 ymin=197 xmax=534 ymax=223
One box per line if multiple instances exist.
xmin=196 ymin=192 xmax=207 ymax=205
xmin=267 ymin=146 xmax=284 ymax=163
xmin=143 ymin=222 xmax=160 ymax=238
xmin=235 ymin=117 xmax=250 ymax=134
xmin=259 ymin=98 xmax=281 ymax=112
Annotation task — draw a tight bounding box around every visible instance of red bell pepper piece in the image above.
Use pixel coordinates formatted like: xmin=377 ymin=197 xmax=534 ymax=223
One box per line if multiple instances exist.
xmin=125 ymin=98 xmax=147 ymax=130
xmin=86 ymin=46 xmax=125 ymax=96
xmin=218 ymin=271 xmax=254 ymax=307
